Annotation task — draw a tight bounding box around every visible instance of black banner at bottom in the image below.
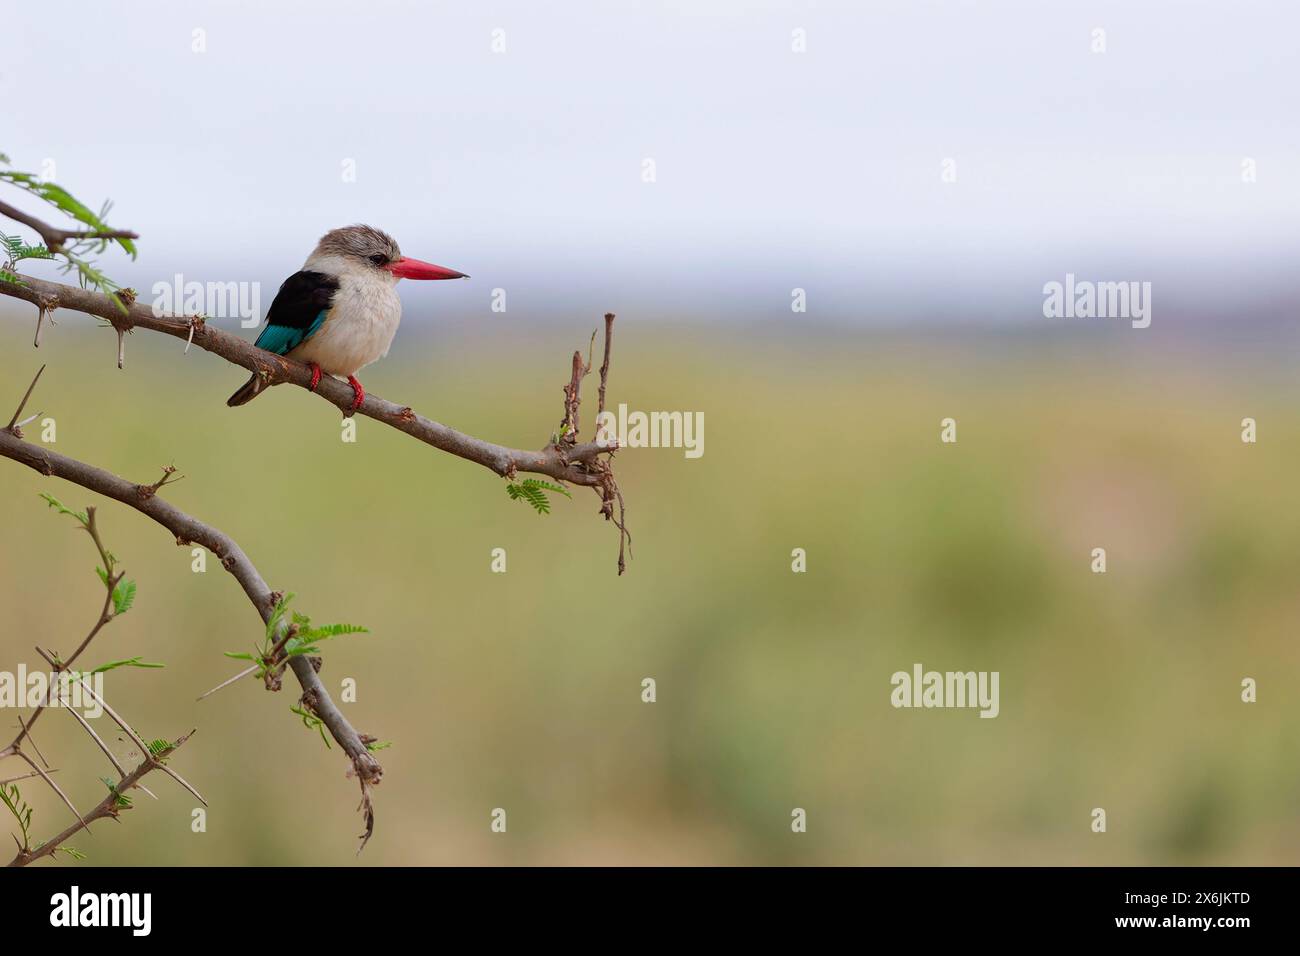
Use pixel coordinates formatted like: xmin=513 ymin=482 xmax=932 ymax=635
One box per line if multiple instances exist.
xmin=3 ymin=866 xmax=1286 ymax=941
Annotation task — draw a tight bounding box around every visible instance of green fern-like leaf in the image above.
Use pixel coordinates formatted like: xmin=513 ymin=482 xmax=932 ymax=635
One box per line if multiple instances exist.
xmin=112 ymin=579 xmax=136 ymax=615
xmin=505 ymin=478 xmax=572 ymax=515
xmin=1 ymin=232 xmax=52 ymax=265
xmin=0 ymin=168 xmax=136 ymax=258
xmin=264 ymin=592 xmax=296 ymax=642
xmin=0 ymin=159 xmax=137 ymax=310
xmin=232 ymin=593 xmax=368 ymax=667
xmin=0 ymin=784 xmax=34 ymax=847
xmin=286 ymin=622 xmax=369 ymax=657
xmin=301 ymin=623 xmax=368 ymax=640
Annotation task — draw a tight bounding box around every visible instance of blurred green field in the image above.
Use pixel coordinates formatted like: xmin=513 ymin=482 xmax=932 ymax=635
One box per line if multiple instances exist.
xmin=1 ymin=312 xmax=1298 ymax=865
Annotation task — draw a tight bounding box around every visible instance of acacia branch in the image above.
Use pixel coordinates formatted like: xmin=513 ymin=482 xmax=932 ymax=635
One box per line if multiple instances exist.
xmin=0 ymin=191 xmax=628 ymax=853
xmin=2 ymin=269 xmax=629 ymax=571
xmin=0 ymin=199 xmax=138 ymax=256
xmin=559 ymin=312 xmax=630 ymax=572
xmin=0 ymin=272 xmax=616 ymax=486
xmin=7 ymin=732 xmax=193 ymax=868
xmin=65 ymin=674 xmax=205 ymax=807
xmin=5 ymin=361 xmax=43 ymax=430
xmin=0 ymin=412 xmax=382 ymax=846
xmin=1 ymin=504 xmax=119 ymax=761
xmin=0 ymin=489 xmax=197 ymax=863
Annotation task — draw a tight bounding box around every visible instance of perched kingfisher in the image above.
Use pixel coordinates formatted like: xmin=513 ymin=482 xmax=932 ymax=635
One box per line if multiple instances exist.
xmin=227 ymin=224 xmax=466 ymax=412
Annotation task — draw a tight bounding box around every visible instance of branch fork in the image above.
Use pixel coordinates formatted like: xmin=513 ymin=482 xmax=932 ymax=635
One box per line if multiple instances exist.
xmin=1 ymin=201 xmax=635 ymax=851
xmin=2 ymin=271 xmax=631 ymax=570
xmin=0 ymin=479 xmax=203 ymax=866
xmin=0 ymin=368 xmax=377 ymax=851
xmin=550 ymin=313 xmax=631 ymax=573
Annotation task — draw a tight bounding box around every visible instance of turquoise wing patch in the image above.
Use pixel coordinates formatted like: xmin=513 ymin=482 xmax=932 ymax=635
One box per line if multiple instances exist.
xmin=254 ymin=309 xmax=329 ymax=356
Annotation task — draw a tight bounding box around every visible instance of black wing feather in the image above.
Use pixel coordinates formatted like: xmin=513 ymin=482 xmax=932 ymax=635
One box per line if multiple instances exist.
xmin=253 ymin=270 xmax=340 ymax=355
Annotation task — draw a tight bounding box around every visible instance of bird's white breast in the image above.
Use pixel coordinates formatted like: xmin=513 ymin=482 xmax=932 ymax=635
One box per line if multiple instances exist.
xmin=289 ymin=264 xmax=402 ymax=377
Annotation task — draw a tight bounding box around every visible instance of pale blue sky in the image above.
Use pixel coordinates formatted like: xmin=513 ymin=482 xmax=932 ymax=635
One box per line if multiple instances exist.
xmin=3 ymin=0 xmax=1297 ymax=326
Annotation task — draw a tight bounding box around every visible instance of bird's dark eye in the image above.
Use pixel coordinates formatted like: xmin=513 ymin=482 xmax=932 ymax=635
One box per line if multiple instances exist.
xmin=369 ymin=254 xmax=388 ymax=266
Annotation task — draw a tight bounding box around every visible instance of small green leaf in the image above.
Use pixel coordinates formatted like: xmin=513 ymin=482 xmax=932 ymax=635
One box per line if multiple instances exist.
xmin=265 ymin=592 xmax=296 ymax=642
xmin=112 ymin=579 xmax=136 ymax=615
xmin=1 ymin=783 xmax=34 ymax=846
xmin=100 ymin=778 xmax=132 ymax=808
xmin=39 ymin=492 xmax=88 ymax=525
xmin=86 ymin=656 xmax=164 ymax=674
xmin=290 ymin=705 xmax=331 ymax=749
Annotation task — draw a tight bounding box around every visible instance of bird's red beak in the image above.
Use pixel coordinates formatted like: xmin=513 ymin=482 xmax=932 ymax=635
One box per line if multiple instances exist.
xmin=387 ymin=256 xmax=468 ymax=280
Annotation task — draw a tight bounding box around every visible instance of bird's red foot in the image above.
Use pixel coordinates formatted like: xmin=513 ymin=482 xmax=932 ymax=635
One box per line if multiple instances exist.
xmin=307 ymin=362 xmax=322 ymax=392
xmin=346 ymin=375 xmax=365 ymax=415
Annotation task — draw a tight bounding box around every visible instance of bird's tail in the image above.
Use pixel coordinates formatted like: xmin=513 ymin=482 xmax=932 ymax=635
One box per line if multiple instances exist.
xmin=226 ymin=374 xmax=266 ymax=407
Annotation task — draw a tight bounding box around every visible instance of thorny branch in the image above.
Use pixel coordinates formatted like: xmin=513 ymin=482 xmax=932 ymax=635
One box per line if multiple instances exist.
xmin=7 ymin=732 xmax=195 ymax=868
xmin=2 ymin=503 xmax=120 ymax=760
xmin=557 ymin=313 xmax=630 ymax=573
xmin=0 ymin=479 xmax=202 ymax=866
xmin=0 ymin=272 xmax=629 ymax=570
xmin=0 ymin=369 xmax=380 ymax=851
xmin=0 ymin=199 xmax=138 ymax=257
xmin=5 ymin=361 xmax=43 ymax=432
xmin=0 ymin=200 xmax=632 ymax=850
